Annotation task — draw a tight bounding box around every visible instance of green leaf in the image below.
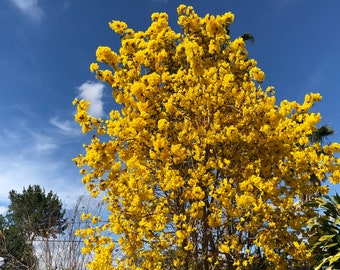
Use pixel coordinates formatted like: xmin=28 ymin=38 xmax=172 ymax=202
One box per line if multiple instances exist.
xmin=324 ymin=243 xmax=339 ymax=249
xmin=329 ymin=256 xmax=340 ymax=267
xmin=315 ymin=257 xmax=330 ymax=270
xmin=319 ymin=234 xmax=336 ymax=242
xmin=303 ymin=201 xmax=320 ymax=208
xmin=333 ymin=217 xmax=340 ymax=226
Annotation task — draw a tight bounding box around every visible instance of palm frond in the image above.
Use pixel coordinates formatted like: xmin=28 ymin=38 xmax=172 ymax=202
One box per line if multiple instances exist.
xmin=310 ymin=125 xmax=335 ymax=144
xmin=241 ymin=33 xmax=255 ymax=44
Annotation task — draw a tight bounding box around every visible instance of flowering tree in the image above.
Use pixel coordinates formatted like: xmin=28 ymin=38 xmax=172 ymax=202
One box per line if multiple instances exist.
xmin=73 ymin=5 xmax=340 ymax=270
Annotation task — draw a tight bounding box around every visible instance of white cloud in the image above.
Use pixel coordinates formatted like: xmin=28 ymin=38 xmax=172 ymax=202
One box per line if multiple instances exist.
xmin=0 ymin=128 xmax=21 ymax=145
xmin=50 ymin=116 xmax=81 ymax=136
xmin=0 ymin=206 xmax=8 ymax=215
xmin=31 ymin=132 xmax=58 ymax=153
xmin=0 ymin=153 xmax=86 ymax=211
xmin=77 ymin=81 xmax=105 ymax=118
xmin=0 ymin=122 xmax=57 ymax=155
xmin=9 ymin=0 xmax=44 ymax=21
xmin=0 ymin=120 xmax=87 ymax=211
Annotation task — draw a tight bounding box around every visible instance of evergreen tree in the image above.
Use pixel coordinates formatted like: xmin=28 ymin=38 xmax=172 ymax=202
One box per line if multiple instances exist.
xmin=7 ymin=185 xmax=67 ymax=242
xmin=0 ymin=215 xmax=37 ymax=270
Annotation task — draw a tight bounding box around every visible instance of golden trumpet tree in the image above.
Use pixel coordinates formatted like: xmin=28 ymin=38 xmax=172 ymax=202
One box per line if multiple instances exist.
xmin=73 ymin=5 xmax=340 ymax=270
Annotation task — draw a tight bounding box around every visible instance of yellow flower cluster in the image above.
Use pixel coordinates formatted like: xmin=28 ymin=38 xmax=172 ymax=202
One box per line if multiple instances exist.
xmin=73 ymin=4 xmax=340 ymax=269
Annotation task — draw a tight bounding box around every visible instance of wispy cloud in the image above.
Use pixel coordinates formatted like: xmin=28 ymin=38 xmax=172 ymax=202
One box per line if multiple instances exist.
xmin=9 ymin=0 xmax=44 ymax=21
xmin=0 ymin=206 xmax=8 ymax=215
xmin=0 ymin=118 xmax=86 ymax=211
xmin=1 ymin=121 xmax=58 ymax=155
xmin=31 ymin=131 xmax=58 ymax=153
xmin=63 ymin=0 xmax=71 ymax=9
xmin=50 ymin=116 xmax=81 ymax=136
xmin=77 ymin=81 xmax=105 ymax=118
xmin=270 ymin=0 xmax=303 ymax=10
xmin=308 ymin=64 xmax=328 ymax=90
xmin=0 ymin=152 xmax=85 ymax=210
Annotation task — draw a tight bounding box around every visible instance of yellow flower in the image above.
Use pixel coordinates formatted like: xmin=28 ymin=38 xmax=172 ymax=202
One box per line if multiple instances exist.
xmin=73 ymin=4 xmax=340 ymax=269
xmin=109 ymin=20 xmax=128 ymax=34
xmin=89 ymin=62 xmax=99 ymax=72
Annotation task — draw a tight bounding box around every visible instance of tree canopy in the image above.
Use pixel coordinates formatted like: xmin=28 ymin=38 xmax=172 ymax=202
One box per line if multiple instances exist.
xmin=73 ymin=5 xmax=340 ymax=270
xmin=7 ymin=185 xmax=67 ymax=241
xmin=0 ymin=215 xmax=37 ymax=270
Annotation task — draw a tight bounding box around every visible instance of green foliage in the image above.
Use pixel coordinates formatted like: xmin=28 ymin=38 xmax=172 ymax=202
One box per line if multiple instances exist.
xmin=302 ymin=125 xmax=335 ymax=204
xmin=7 ymin=185 xmax=67 ymax=240
xmin=306 ymin=194 xmax=340 ymax=269
xmin=0 ymin=215 xmax=37 ymax=270
xmin=241 ymin=33 xmax=255 ymax=44
xmin=309 ymin=125 xmax=335 ymax=145
xmin=1 ymin=185 xmax=66 ymax=269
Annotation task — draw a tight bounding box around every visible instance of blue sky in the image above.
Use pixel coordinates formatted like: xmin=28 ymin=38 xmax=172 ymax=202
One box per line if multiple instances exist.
xmin=0 ymin=0 xmax=339 ymax=213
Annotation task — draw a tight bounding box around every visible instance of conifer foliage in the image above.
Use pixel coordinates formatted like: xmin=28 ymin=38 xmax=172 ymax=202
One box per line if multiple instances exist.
xmin=7 ymin=185 xmax=66 ymax=241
